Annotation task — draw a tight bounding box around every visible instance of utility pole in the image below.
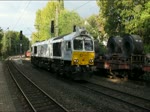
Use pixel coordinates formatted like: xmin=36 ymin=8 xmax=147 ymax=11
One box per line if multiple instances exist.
xmin=19 ymin=30 xmax=23 ymax=64
xmin=34 ymin=25 xmax=40 ymax=39
xmin=9 ymin=36 xmax=11 ymax=56
xmin=4 ymin=27 xmax=10 ymax=56
xmin=37 ymin=25 xmax=40 ymax=38
xmin=55 ymin=5 xmax=58 ymax=37
xmin=51 ymin=1 xmax=64 ymax=37
xmin=58 ymin=0 xmax=64 ymax=10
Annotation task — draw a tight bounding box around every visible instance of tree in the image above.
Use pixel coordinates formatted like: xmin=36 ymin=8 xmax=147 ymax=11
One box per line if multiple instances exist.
xmin=33 ymin=1 xmax=83 ymax=43
xmin=97 ymin=0 xmax=148 ymax=35
xmin=34 ymin=1 xmax=60 ymax=42
xmin=97 ymin=0 xmax=150 ymax=52
xmin=84 ymin=14 xmax=100 ymax=39
xmin=140 ymin=1 xmax=150 ymax=53
xmin=0 ymin=27 xmax=4 ymax=56
xmin=58 ymin=10 xmax=83 ymax=35
xmin=138 ymin=1 xmax=150 ymax=44
xmin=1 ymin=31 xmax=9 ymax=57
xmin=31 ymin=32 xmax=39 ymax=44
xmin=97 ymin=0 xmax=149 ymax=35
xmin=1 ymin=31 xmax=29 ymax=57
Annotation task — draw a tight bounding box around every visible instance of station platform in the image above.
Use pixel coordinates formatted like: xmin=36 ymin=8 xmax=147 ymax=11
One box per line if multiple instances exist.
xmin=0 ymin=61 xmax=16 ymax=111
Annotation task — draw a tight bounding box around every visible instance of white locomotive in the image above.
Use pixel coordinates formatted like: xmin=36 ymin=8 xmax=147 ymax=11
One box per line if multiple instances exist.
xmin=31 ymin=27 xmax=95 ymax=80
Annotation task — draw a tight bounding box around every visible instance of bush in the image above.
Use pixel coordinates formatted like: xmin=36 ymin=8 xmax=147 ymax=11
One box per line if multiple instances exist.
xmin=144 ymin=44 xmax=150 ymax=54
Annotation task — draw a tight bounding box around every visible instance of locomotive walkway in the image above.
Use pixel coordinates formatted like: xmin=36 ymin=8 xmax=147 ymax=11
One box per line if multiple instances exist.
xmin=0 ymin=61 xmax=16 ymax=111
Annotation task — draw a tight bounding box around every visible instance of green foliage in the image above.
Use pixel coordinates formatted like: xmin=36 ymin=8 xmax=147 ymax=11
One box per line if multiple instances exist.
xmin=0 ymin=28 xmax=4 ymax=56
xmin=94 ymin=39 xmax=107 ymax=57
xmin=1 ymin=30 xmax=29 ymax=57
xmin=31 ymin=32 xmax=39 ymax=44
xmin=32 ymin=1 xmax=83 ymax=44
xmin=33 ymin=1 xmax=58 ymax=43
xmin=144 ymin=44 xmax=150 ymax=53
xmin=97 ymin=0 xmax=150 ymax=53
xmin=58 ymin=10 xmax=83 ymax=35
xmin=84 ymin=14 xmax=100 ymax=39
xmin=32 ymin=1 xmax=61 ymax=43
xmin=139 ymin=1 xmax=150 ymax=45
xmin=97 ymin=0 xmax=125 ymax=36
xmin=97 ymin=0 xmax=149 ymax=34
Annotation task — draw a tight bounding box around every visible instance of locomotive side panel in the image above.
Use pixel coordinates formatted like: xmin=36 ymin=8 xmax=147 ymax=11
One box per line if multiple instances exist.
xmin=63 ymin=41 xmax=72 ymax=61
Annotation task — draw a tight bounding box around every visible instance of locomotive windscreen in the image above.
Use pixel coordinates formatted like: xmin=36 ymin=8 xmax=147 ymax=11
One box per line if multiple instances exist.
xmin=73 ymin=36 xmax=93 ymax=51
xmin=84 ymin=38 xmax=93 ymax=51
xmin=74 ymin=37 xmax=83 ymax=50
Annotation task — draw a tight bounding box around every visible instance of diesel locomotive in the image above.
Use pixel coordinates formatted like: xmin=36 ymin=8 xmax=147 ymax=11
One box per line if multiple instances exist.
xmin=31 ymin=27 xmax=95 ymax=80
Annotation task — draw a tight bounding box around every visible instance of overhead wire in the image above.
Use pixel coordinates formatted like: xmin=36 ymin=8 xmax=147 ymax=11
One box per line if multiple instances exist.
xmin=72 ymin=1 xmax=91 ymax=11
xmin=70 ymin=1 xmax=91 ymax=28
xmin=12 ymin=1 xmax=28 ymax=21
xmin=13 ymin=1 xmax=91 ymax=38
xmin=16 ymin=0 xmax=47 ymax=37
xmin=12 ymin=1 xmax=31 ymax=30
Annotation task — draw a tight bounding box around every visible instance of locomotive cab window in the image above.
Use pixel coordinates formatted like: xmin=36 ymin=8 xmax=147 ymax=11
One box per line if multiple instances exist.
xmin=34 ymin=46 xmax=37 ymax=54
xmin=73 ymin=37 xmax=83 ymax=50
xmin=84 ymin=37 xmax=93 ymax=51
xmin=53 ymin=42 xmax=61 ymax=56
xmin=73 ymin=36 xmax=93 ymax=51
xmin=66 ymin=41 xmax=71 ymax=51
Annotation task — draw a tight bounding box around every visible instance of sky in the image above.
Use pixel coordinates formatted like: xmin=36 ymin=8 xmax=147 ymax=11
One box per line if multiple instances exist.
xmin=0 ymin=1 xmax=99 ymax=39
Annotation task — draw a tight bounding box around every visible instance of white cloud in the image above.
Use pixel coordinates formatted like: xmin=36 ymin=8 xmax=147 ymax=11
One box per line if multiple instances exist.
xmin=0 ymin=1 xmax=99 ymax=38
xmin=0 ymin=1 xmax=48 ymax=34
xmin=64 ymin=1 xmax=99 ymax=18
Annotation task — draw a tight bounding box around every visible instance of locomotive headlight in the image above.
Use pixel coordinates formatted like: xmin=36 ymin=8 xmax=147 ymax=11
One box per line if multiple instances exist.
xmin=89 ymin=59 xmax=94 ymax=63
xmin=74 ymin=59 xmax=79 ymax=63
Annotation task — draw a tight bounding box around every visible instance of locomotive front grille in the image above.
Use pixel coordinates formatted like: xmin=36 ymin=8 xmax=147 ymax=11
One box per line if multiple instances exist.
xmin=72 ymin=51 xmax=95 ymax=65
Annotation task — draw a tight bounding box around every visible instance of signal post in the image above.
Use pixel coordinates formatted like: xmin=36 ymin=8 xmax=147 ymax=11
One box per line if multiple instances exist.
xmin=19 ymin=30 xmax=23 ymax=64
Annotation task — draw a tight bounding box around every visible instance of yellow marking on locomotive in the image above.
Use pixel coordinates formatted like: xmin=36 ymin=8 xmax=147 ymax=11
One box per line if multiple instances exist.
xmin=72 ymin=51 xmax=95 ymax=65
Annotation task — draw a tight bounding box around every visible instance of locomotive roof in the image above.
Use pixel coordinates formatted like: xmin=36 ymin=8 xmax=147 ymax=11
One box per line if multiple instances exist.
xmin=32 ymin=40 xmax=49 ymax=46
xmin=52 ymin=27 xmax=91 ymax=42
xmin=31 ymin=27 xmax=93 ymax=46
xmin=63 ymin=32 xmax=77 ymax=41
xmin=53 ymin=34 xmax=69 ymax=40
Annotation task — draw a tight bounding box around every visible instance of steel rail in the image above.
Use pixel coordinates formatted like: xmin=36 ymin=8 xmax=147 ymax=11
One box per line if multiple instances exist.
xmin=80 ymin=81 xmax=150 ymax=111
xmin=7 ymin=59 xmax=68 ymax=112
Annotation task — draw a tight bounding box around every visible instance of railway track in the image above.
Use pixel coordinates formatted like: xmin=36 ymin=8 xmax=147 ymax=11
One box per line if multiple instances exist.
xmin=79 ymin=81 xmax=150 ymax=111
xmin=7 ymin=59 xmax=68 ymax=112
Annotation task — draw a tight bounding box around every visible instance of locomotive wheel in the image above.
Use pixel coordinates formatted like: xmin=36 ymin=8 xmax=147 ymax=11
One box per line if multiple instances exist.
xmin=121 ymin=71 xmax=128 ymax=80
xmin=108 ymin=70 xmax=117 ymax=79
xmin=37 ymin=61 xmax=41 ymax=68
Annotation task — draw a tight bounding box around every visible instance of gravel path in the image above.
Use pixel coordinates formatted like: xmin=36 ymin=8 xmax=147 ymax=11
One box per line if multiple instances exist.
xmin=89 ymin=75 xmax=150 ymax=100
